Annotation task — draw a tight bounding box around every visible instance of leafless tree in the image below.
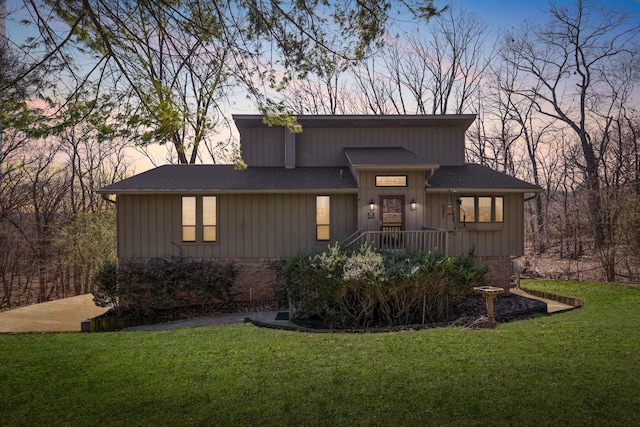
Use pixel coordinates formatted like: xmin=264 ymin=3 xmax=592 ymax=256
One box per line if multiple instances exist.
xmin=502 ymin=0 xmax=640 ymax=252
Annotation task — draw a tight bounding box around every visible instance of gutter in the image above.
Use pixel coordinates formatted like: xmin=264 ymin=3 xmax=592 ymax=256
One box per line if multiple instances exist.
xmin=101 ymin=193 xmax=117 ymax=204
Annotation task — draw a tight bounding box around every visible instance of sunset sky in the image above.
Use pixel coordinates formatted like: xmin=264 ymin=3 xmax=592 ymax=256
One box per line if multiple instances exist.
xmin=3 ymin=0 xmax=639 ymax=170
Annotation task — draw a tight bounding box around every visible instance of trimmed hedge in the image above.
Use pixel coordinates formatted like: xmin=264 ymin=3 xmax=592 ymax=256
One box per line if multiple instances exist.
xmin=92 ymin=258 xmax=237 ymax=317
xmin=285 ymin=244 xmax=487 ymax=328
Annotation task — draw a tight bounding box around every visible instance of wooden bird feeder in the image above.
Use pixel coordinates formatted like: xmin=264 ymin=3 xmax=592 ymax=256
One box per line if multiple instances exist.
xmin=473 ymin=286 xmax=505 ymax=322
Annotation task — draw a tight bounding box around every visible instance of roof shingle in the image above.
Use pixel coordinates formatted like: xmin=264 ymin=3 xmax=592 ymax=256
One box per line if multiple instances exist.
xmin=98 ymin=165 xmax=357 ymax=194
xmin=428 ymin=164 xmax=543 ymax=191
xmin=344 ymin=147 xmax=437 ymax=169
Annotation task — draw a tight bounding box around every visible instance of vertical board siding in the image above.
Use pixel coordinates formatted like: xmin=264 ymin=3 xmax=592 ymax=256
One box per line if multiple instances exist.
xmin=240 ymin=127 xmax=285 ymax=167
xmin=356 ymin=170 xmax=426 ymax=232
xmin=118 ymin=192 xmax=522 ymax=259
xmin=295 ymin=127 xmax=465 ymax=168
xmin=119 ymin=193 xmax=357 ymax=260
xmin=422 ymin=192 xmax=525 ymax=257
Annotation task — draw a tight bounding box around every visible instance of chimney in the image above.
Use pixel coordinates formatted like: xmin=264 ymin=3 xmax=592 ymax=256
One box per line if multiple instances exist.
xmin=284 ymin=130 xmax=296 ymax=169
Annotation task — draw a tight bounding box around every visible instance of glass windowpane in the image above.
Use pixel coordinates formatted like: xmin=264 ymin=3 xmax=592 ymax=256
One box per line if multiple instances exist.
xmin=182 ymin=226 xmax=196 ymax=242
xmin=182 ymin=197 xmax=196 ymax=226
xmin=317 ymin=225 xmax=330 ymax=241
xmin=203 ymin=196 xmax=216 ymax=226
xmin=316 ymin=196 xmax=330 ymax=224
xmin=478 ymin=197 xmax=492 ymax=222
xmin=203 ymin=225 xmax=217 ymax=242
xmin=495 ymin=197 xmax=503 ymax=222
xmin=376 ymin=176 xmax=407 ymax=187
xmin=460 ymin=197 xmax=475 ymax=222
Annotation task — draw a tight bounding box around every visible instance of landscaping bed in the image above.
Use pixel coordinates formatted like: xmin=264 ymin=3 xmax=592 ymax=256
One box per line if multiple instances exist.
xmin=288 ymin=292 xmax=548 ymax=331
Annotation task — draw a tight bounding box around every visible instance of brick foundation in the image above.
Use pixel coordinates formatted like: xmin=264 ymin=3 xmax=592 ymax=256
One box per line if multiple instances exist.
xmin=216 ymin=257 xmax=287 ymax=302
xmin=118 ymin=255 xmax=512 ymax=304
xmin=475 ymin=255 xmax=511 ymax=292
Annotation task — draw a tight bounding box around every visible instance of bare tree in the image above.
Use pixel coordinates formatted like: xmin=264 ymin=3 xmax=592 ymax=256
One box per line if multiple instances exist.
xmin=5 ymin=0 xmax=443 ymax=163
xmin=393 ymin=6 xmax=492 ymax=115
xmin=502 ymin=0 xmax=640 ymax=251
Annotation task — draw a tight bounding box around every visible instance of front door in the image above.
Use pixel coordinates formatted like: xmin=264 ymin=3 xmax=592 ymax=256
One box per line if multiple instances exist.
xmin=380 ymin=196 xmax=404 ymax=248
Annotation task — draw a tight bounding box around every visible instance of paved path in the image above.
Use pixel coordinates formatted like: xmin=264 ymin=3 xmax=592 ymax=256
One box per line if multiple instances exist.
xmin=0 ymin=288 xmax=574 ymax=333
xmin=0 ymin=294 xmax=110 ymax=333
xmin=511 ymin=288 xmax=574 ymax=313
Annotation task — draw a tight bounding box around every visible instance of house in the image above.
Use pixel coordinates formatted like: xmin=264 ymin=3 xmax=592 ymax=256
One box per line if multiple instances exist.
xmin=98 ymin=115 xmax=542 ymax=302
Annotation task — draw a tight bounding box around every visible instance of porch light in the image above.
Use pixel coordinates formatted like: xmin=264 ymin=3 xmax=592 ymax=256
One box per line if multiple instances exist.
xmin=410 ymin=198 xmax=417 ymax=211
xmin=447 ymin=204 xmax=454 ymax=215
xmin=369 ymin=199 xmax=375 ymax=211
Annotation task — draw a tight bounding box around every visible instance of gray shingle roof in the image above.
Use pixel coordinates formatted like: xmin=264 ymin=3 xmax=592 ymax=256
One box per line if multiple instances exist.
xmin=99 ymin=163 xmax=541 ymax=194
xmin=428 ymin=164 xmax=543 ymax=191
xmin=344 ymin=147 xmax=438 ymax=169
xmin=98 ymin=165 xmax=357 ymax=194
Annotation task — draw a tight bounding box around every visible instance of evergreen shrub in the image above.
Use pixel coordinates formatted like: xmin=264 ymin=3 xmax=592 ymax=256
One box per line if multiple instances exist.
xmin=284 ymin=243 xmax=487 ymax=328
xmin=92 ymin=258 xmax=237 ymax=316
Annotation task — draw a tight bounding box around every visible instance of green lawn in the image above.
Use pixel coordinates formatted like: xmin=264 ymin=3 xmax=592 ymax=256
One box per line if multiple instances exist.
xmin=1 ymin=280 xmax=639 ymax=426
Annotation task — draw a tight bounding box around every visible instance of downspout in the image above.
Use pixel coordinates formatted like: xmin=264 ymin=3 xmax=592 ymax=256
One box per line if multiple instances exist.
xmin=524 ymin=192 xmax=539 ymax=202
xmin=424 ymin=168 xmax=436 ymax=188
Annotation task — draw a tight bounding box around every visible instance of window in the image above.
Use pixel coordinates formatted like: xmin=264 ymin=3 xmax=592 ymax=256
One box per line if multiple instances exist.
xmin=203 ymin=196 xmax=217 ymax=242
xmin=478 ymin=197 xmax=492 ymax=222
xmin=458 ymin=196 xmax=503 ymax=225
xmin=316 ymin=195 xmax=330 ymax=241
xmin=182 ymin=197 xmax=196 ymax=241
xmin=375 ymin=175 xmax=407 ymax=187
xmin=182 ymin=196 xmax=217 ymax=242
xmin=459 ymin=197 xmax=475 ymax=223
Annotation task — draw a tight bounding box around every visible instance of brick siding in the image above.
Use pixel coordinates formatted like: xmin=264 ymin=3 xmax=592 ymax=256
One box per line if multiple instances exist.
xmin=475 ymin=255 xmax=511 ymax=291
xmin=216 ymin=257 xmax=287 ymax=302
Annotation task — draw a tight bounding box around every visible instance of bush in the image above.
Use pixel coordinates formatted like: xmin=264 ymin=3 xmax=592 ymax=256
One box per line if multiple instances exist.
xmin=285 ymin=244 xmax=487 ymax=328
xmin=92 ymin=258 xmax=238 ymax=316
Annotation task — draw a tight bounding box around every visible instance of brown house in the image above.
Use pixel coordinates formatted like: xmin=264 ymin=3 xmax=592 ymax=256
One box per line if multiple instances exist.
xmin=98 ymin=115 xmax=542 ymax=301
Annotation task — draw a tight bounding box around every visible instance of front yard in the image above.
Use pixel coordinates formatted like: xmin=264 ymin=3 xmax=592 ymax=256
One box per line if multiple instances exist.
xmin=1 ymin=280 xmax=639 ymax=426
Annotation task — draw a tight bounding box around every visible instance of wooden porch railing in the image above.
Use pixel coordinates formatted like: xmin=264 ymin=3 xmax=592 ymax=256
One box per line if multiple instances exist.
xmin=345 ymin=229 xmax=449 ymax=254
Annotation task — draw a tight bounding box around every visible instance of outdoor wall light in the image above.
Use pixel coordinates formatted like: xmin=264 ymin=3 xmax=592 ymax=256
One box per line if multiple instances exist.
xmin=410 ymin=198 xmax=417 ymax=211
xmin=447 ymin=204 xmax=454 ymax=215
xmin=369 ymin=199 xmax=375 ymax=211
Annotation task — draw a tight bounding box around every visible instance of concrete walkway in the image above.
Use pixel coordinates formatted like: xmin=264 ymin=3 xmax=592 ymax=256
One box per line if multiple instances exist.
xmin=511 ymin=288 xmax=574 ymax=313
xmin=0 ymin=294 xmax=110 ymax=333
xmin=0 ymin=288 xmax=575 ymax=333
xmin=0 ymin=294 xmax=293 ymax=333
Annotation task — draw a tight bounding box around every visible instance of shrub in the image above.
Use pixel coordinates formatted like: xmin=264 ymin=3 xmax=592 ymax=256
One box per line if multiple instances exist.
xmin=92 ymin=258 xmax=237 ymax=316
xmin=284 ymin=245 xmax=346 ymax=327
xmin=285 ymin=244 xmax=487 ymax=328
xmin=92 ymin=261 xmax=123 ymax=315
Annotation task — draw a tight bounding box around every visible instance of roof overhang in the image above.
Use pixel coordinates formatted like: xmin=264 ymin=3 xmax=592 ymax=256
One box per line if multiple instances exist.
xmin=344 ymin=147 xmax=440 ymax=172
xmin=426 ymin=188 xmax=545 ymax=194
xmin=233 ymin=114 xmax=477 ymax=130
xmin=97 ymin=188 xmax=359 ymax=195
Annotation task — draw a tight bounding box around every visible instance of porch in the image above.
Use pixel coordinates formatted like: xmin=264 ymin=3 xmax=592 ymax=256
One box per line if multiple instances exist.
xmin=343 ymin=228 xmax=450 ymax=254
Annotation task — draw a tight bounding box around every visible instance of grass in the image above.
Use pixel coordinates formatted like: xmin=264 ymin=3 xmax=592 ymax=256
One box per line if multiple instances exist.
xmin=1 ymin=280 xmax=639 ymax=426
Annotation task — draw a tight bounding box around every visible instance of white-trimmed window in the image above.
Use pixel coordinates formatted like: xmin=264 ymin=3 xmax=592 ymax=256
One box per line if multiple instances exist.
xmin=316 ymin=195 xmax=330 ymax=241
xmin=459 ymin=196 xmax=503 ymax=225
xmin=182 ymin=196 xmax=217 ymax=242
